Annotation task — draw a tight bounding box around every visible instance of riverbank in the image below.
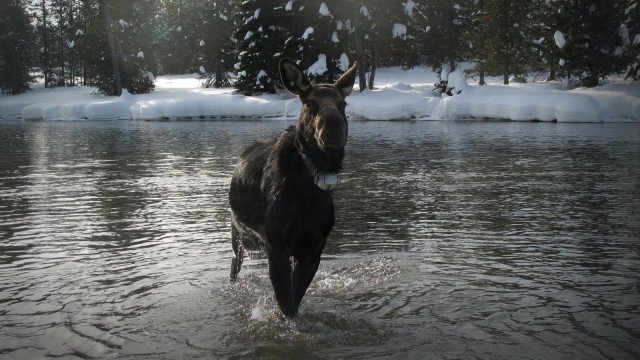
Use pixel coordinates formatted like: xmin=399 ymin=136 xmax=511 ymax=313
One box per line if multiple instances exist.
xmin=1 ymin=66 xmax=639 ymax=122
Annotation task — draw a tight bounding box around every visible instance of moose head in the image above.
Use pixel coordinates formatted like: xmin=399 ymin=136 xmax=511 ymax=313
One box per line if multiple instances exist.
xmin=280 ymin=59 xmax=357 ymax=154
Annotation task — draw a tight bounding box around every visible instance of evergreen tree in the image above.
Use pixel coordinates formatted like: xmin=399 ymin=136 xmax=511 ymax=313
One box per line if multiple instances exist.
xmin=51 ymin=0 xmax=70 ymax=86
xmin=462 ymin=0 xmax=490 ymax=84
xmin=556 ymin=0 xmax=627 ymax=87
xmin=28 ymin=0 xmax=117 ymax=89
xmin=286 ymin=0 xmax=350 ymax=83
xmin=157 ymin=0 xmax=199 ymax=75
xmin=416 ymin=0 xmax=468 ymax=89
xmin=234 ymin=0 xmax=291 ymax=95
xmin=29 ymin=0 xmax=78 ymax=87
xmin=89 ymin=0 xmax=157 ymax=95
xmin=350 ymin=0 xmax=411 ymax=89
xmin=0 ymin=0 xmax=35 ymax=94
xmin=196 ymin=0 xmax=235 ymax=88
xmin=480 ymin=0 xmax=532 ymax=84
xmin=65 ymin=0 xmax=81 ymax=86
xmin=624 ymin=0 xmax=640 ymax=80
xmin=527 ymin=0 xmax=564 ymax=81
xmin=418 ymin=0 xmax=466 ymax=73
xmin=6 ymin=0 xmax=638 ymax=95
xmin=29 ymin=0 xmax=55 ymax=87
xmin=366 ymin=0 xmax=412 ymax=85
xmin=74 ymin=0 xmax=102 ymax=86
xmin=388 ymin=0 xmax=420 ymax=69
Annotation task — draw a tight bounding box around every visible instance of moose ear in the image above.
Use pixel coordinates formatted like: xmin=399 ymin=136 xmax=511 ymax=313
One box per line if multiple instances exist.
xmin=335 ymin=62 xmax=357 ymax=97
xmin=280 ymin=59 xmax=311 ymax=97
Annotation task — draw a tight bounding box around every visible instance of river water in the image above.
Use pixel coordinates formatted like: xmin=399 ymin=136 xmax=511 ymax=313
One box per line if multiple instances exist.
xmin=1 ymin=120 xmax=639 ymax=359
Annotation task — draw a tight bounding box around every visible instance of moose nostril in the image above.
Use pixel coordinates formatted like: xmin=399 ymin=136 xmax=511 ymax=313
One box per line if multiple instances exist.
xmin=315 ymin=110 xmax=347 ymax=148
xmin=316 ymin=132 xmax=345 ymax=148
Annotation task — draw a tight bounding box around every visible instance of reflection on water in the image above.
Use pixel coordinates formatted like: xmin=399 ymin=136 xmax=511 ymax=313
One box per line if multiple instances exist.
xmin=1 ymin=121 xmax=639 ymax=359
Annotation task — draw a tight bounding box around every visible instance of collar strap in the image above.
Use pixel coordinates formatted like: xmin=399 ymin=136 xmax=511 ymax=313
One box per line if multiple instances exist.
xmin=301 ymin=152 xmax=316 ymax=175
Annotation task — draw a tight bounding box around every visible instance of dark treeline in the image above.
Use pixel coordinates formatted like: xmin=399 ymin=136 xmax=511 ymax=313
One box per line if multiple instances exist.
xmin=1 ymin=0 xmax=639 ymax=95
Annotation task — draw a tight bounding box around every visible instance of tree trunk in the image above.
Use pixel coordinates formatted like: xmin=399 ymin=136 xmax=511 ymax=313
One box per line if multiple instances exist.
xmin=68 ymin=2 xmax=75 ymax=86
xmin=58 ymin=1 xmax=65 ymax=86
xmin=503 ymin=55 xmax=509 ymax=85
xmin=353 ymin=2 xmax=366 ymax=92
xmin=368 ymin=29 xmax=381 ymax=90
xmin=583 ymin=70 xmax=599 ymax=88
xmin=547 ymin=67 xmax=556 ymax=82
xmin=42 ymin=0 xmax=49 ymax=88
xmin=102 ymin=0 xmax=122 ymax=96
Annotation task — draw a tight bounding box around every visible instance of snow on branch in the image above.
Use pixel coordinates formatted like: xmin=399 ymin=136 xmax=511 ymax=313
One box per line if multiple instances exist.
xmin=554 ymin=31 xmax=566 ymax=49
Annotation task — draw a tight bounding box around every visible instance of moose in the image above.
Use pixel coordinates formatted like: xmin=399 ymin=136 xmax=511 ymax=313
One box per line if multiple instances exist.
xmin=228 ymin=59 xmax=357 ymax=319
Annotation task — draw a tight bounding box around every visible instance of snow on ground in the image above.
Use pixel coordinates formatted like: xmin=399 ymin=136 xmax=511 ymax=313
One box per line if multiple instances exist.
xmin=1 ymin=66 xmax=638 ymax=122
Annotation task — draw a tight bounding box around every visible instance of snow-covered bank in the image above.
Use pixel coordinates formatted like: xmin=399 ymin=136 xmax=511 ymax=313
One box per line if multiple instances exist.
xmin=1 ymin=66 xmax=638 ymax=122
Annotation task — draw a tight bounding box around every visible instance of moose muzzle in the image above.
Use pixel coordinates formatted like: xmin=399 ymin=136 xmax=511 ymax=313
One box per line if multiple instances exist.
xmin=315 ymin=105 xmax=347 ymax=149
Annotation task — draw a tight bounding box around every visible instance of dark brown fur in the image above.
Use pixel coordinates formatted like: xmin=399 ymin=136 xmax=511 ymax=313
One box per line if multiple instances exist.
xmin=228 ymin=59 xmax=357 ymax=318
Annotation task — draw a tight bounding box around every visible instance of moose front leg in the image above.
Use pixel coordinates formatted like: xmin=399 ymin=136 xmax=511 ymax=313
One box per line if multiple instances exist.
xmin=229 ymin=222 xmax=243 ymax=282
xmin=267 ymin=247 xmax=296 ymax=318
xmin=291 ymin=254 xmax=321 ymax=314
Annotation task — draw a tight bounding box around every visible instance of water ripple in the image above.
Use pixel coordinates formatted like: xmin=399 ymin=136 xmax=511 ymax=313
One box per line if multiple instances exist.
xmin=1 ymin=121 xmax=639 ymax=359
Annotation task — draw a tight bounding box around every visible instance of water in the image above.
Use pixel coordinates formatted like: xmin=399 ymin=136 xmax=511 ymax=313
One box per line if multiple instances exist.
xmin=1 ymin=120 xmax=639 ymax=359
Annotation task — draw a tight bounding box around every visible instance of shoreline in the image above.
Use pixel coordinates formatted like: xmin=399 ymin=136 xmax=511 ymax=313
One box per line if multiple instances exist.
xmin=2 ymin=66 xmax=638 ymax=123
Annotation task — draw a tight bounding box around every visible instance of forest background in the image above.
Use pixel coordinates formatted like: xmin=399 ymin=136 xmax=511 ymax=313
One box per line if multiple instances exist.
xmin=1 ymin=0 xmax=639 ymax=96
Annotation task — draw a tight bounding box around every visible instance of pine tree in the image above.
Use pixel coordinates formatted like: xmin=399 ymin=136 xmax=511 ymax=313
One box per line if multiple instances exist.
xmin=157 ymin=0 xmax=199 ymax=75
xmin=366 ymin=0 xmax=412 ymax=87
xmin=461 ymin=0 xmax=490 ymax=84
xmin=52 ymin=0 xmax=69 ymax=86
xmin=350 ymin=0 xmax=411 ymax=89
xmin=66 ymin=0 xmax=80 ymax=86
xmin=234 ymin=0 xmax=291 ymax=95
xmin=29 ymin=0 xmax=54 ymax=87
xmin=527 ymin=0 xmax=563 ymax=81
xmin=418 ymin=0 xmax=466 ymax=72
xmin=286 ymin=0 xmax=349 ymax=83
xmin=351 ymin=0 xmax=369 ymax=91
xmin=624 ymin=0 xmax=640 ymax=80
xmin=416 ymin=0 xmax=468 ymax=88
xmin=74 ymin=0 xmax=102 ymax=86
xmin=89 ymin=0 xmax=157 ymax=95
xmin=556 ymin=0 xmax=627 ymax=87
xmin=479 ymin=0 xmax=532 ymax=84
xmin=0 ymin=0 xmax=35 ymax=94
xmin=28 ymin=0 xmax=78 ymax=88
xmin=196 ymin=0 xmax=235 ymax=88
xmin=388 ymin=0 xmax=419 ymax=69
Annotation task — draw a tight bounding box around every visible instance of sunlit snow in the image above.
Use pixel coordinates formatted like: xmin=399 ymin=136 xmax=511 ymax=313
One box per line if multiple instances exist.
xmin=302 ymin=27 xmax=314 ymax=40
xmin=554 ymin=31 xmax=566 ymax=48
xmin=1 ymin=66 xmax=638 ymax=122
xmin=392 ymin=23 xmax=407 ymax=38
xmin=307 ymin=54 xmax=328 ymax=76
xmin=319 ymin=2 xmax=330 ymax=16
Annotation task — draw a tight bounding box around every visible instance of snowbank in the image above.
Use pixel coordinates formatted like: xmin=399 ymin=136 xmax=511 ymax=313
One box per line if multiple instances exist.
xmin=347 ymin=83 xmax=440 ymax=120
xmin=435 ymin=80 xmax=640 ymax=122
xmin=1 ymin=67 xmax=638 ymax=122
xmin=435 ymin=84 xmax=608 ymax=122
xmin=131 ymin=94 xmax=293 ymax=120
